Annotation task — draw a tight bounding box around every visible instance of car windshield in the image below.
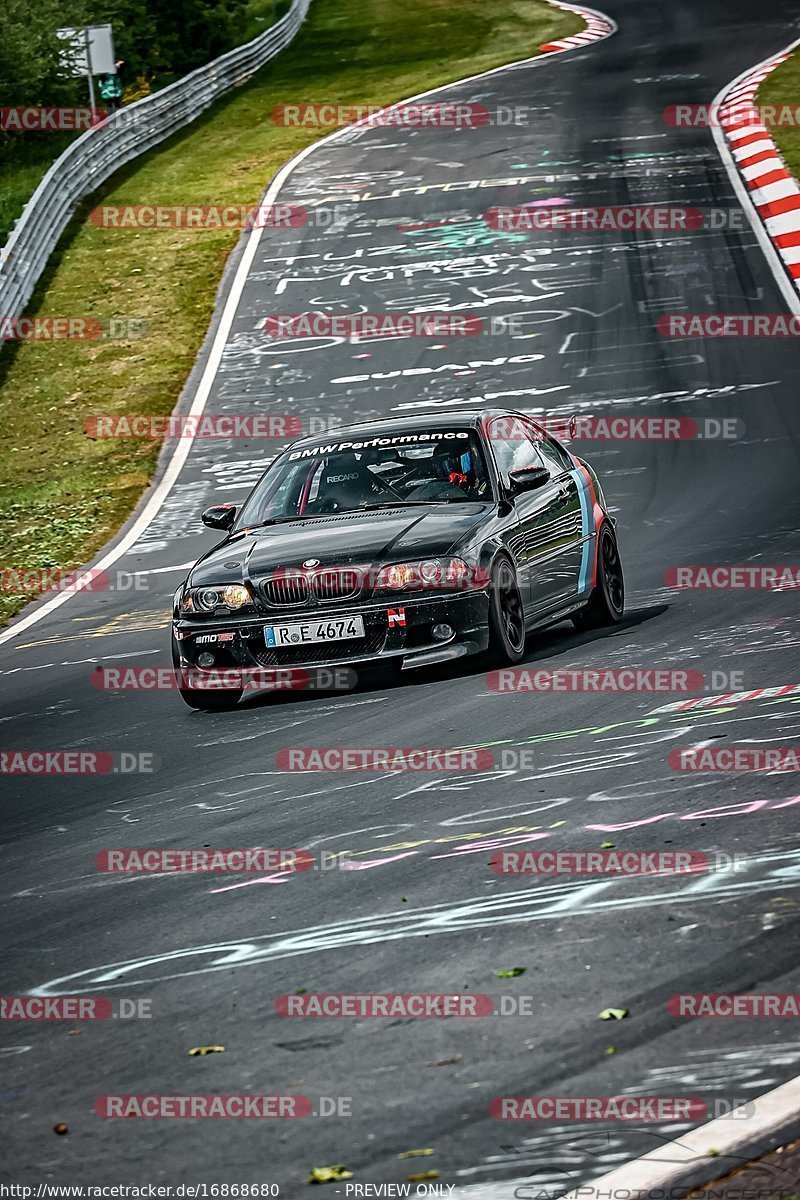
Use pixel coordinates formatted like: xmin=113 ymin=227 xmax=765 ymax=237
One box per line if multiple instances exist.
xmin=235 ymin=430 xmax=491 ymax=528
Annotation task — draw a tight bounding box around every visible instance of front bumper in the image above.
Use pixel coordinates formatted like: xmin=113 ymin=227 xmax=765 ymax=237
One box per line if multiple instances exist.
xmin=172 ymin=590 xmax=490 ymax=673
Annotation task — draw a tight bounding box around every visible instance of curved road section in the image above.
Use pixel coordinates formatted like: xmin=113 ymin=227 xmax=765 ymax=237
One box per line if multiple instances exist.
xmin=3 ymin=0 xmax=800 ymax=1192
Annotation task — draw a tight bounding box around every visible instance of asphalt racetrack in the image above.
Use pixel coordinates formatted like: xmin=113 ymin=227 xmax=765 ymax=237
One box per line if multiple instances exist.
xmin=3 ymin=0 xmax=800 ymax=1192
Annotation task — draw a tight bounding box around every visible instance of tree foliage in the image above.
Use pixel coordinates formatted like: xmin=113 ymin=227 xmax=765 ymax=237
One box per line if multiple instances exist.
xmin=0 ymin=0 xmax=88 ymax=104
xmin=0 ymin=0 xmax=249 ymax=105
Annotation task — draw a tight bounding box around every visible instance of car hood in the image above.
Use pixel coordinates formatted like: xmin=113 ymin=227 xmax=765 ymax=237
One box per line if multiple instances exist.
xmin=188 ymin=503 xmax=492 ymax=587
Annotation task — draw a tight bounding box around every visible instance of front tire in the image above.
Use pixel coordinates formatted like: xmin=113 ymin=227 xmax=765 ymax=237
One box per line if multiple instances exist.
xmin=572 ymin=523 xmax=624 ymax=631
xmin=486 ymin=557 xmax=526 ymax=665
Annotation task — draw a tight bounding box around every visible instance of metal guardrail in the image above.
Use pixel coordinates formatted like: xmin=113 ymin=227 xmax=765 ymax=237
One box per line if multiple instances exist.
xmin=0 ymin=0 xmax=312 ymax=329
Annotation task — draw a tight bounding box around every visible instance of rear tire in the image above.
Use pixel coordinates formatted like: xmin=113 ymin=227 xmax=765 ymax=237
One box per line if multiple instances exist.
xmin=486 ymin=557 xmax=526 ymax=665
xmin=572 ymin=523 xmax=624 ymax=631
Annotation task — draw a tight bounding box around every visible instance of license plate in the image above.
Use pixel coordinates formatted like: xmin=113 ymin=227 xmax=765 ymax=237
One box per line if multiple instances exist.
xmin=264 ymin=615 xmax=365 ymax=647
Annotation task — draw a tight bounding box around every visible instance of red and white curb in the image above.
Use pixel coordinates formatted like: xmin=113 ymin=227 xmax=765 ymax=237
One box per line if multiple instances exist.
xmin=540 ymin=0 xmax=616 ymax=53
xmin=713 ymin=39 xmax=800 ymax=306
xmin=649 ymin=682 xmax=800 ymax=715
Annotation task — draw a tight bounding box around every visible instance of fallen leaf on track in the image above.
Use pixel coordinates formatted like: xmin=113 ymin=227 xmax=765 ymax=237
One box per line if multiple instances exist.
xmin=308 ymin=1165 xmax=353 ymax=1184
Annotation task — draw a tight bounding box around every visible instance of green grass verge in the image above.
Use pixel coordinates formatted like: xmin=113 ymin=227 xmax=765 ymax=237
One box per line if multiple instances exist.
xmin=0 ymin=0 xmax=583 ymax=623
xmin=758 ymin=53 xmax=800 ymax=181
xmin=1 ymin=137 xmax=78 ymax=247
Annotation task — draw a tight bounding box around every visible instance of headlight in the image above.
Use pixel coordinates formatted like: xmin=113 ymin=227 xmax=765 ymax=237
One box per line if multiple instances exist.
xmin=223 ymin=584 xmax=251 ymax=609
xmin=374 ymin=558 xmax=476 ymax=592
xmin=377 ymin=563 xmax=417 ymax=590
xmin=180 ymin=584 xmax=252 ymax=612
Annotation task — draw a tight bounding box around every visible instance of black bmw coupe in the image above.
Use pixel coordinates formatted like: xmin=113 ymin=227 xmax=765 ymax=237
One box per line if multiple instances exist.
xmin=171 ymin=408 xmax=623 ymax=708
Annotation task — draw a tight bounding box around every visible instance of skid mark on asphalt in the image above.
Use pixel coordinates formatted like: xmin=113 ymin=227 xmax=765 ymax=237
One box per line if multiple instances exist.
xmin=29 ymin=848 xmax=800 ymax=992
xmin=3 ymin=694 xmax=794 ymax=891
xmin=391 ymin=378 xmax=777 ymax=413
xmin=198 ymin=698 xmax=388 ymax=746
xmin=5 ymin=693 xmax=798 ymax=902
xmin=0 ymin=649 xmax=161 ymax=679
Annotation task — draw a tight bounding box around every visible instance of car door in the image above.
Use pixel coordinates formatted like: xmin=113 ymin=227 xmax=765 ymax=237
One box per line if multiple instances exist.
xmin=533 ymin=433 xmax=585 ymax=603
xmin=484 ymin=416 xmax=566 ymax=615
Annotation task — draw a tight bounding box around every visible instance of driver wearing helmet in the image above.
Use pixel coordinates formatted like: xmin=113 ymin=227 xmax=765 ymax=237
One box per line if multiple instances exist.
xmin=406 ymin=442 xmax=487 ymax=501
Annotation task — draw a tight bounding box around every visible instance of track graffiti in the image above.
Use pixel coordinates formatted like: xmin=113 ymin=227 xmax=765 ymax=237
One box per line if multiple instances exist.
xmin=30 ymin=847 xmax=800 ymax=994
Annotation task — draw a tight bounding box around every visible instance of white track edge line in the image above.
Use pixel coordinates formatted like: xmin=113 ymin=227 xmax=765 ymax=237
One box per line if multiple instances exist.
xmin=560 ymin=1074 xmax=800 ymax=1198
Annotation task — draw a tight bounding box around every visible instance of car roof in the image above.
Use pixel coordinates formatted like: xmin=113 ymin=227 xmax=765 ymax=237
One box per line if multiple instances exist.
xmin=283 ymin=407 xmax=525 ymax=451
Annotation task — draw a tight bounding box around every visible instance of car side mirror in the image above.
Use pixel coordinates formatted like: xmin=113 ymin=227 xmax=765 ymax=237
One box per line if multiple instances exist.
xmin=508 ymin=466 xmax=550 ymax=494
xmin=201 ymin=504 xmax=237 ymax=531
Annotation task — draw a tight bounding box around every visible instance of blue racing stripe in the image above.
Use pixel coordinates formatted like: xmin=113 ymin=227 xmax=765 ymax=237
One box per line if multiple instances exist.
xmin=569 ymin=467 xmax=593 ymax=594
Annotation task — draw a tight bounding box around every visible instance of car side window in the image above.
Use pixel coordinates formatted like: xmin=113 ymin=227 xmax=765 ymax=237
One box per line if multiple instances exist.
xmin=536 ymin=436 xmax=571 ymax=477
xmin=485 ymin=416 xmax=546 ymax=488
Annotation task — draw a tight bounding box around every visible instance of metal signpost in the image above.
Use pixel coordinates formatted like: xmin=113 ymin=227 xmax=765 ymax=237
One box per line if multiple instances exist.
xmin=56 ymin=24 xmax=117 ymax=111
